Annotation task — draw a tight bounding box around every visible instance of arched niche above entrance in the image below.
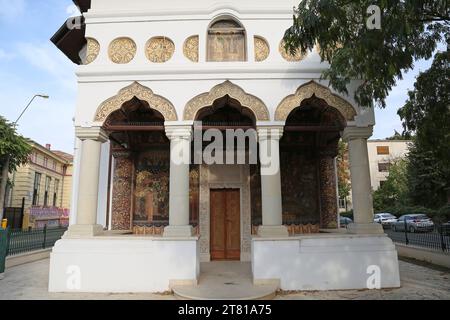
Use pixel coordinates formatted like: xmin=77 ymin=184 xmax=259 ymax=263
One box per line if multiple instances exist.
xmin=183 ymin=81 xmax=270 ymax=121
xmin=94 ymin=82 xmax=178 ymax=123
xmin=275 ymin=81 xmax=357 ymax=122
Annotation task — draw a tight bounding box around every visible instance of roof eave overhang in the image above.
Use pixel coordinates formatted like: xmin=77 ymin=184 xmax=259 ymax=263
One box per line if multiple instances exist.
xmin=50 ymin=17 xmax=86 ymax=65
xmin=73 ymin=0 xmax=91 ymax=13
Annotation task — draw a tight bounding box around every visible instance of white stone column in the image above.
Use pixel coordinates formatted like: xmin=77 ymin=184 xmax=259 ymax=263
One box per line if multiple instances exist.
xmin=66 ymin=127 xmax=108 ymax=238
xmin=163 ymin=124 xmax=194 ymax=237
xmin=342 ymin=126 xmax=383 ymax=234
xmin=257 ymin=126 xmax=289 ymax=237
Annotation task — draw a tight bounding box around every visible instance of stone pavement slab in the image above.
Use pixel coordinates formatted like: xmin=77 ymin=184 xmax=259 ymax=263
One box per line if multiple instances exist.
xmin=0 ymin=258 xmax=448 ymax=300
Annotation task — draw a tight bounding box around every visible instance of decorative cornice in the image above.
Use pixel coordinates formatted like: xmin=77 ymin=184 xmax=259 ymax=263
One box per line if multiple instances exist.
xmin=108 ymin=37 xmax=136 ymax=64
xmin=279 ymin=40 xmax=307 ymax=62
xmin=146 ymin=37 xmax=175 ymax=63
xmin=85 ymin=38 xmax=100 ymax=65
xmin=342 ymin=126 xmax=373 ymax=142
xmin=183 ymin=35 xmax=199 ymax=62
xmin=94 ymin=81 xmax=178 ymax=122
xmin=254 ymin=36 xmax=269 ymax=62
xmin=275 ymin=81 xmax=357 ymax=121
xmin=184 ymin=81 xmax=270 ymax=121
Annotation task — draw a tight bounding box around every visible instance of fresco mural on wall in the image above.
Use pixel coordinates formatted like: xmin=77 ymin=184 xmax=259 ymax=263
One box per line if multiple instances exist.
xmin=280 ymin=151 xmax=320 ymax=225
xmin=133 ymin=151 xmax=170 ymax=225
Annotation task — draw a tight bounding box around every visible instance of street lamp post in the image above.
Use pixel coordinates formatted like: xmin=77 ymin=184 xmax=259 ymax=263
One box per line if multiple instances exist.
xmin=0 ymin=94 xmax=50 ymax=221
xmin=14 ymin=94 xmax=50 ymax=125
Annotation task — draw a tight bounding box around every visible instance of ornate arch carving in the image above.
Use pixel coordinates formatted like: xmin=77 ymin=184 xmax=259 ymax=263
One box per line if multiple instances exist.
xmin=94 ymin=82 xmax=178 ymax=122
xmin=275 ymin=81 xmax=357 ymax=121
xmin=184 ymin=81 xmax=270 ymax=121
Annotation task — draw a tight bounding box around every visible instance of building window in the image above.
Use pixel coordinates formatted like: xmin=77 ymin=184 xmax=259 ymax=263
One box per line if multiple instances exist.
xmin=30 ymin=152 xmax=37 ymax=163
xmin=53 ymin=179 xmax=60 ymax=207
xmin=44 ymin=176 xmax=51 ymax=207
xmin=32 ymin=172 xmax=42 ymax=206
xmin=378 ymin=162 xmax=390 ymax=172
xmin=379 ymin=180 xmax=386 ymax=188
xmin=207 ymin=18 xmax=246 ymax=62
xmin=377 ymin=146 xmax=390 ymax=155
xmin=43 ymin=157 xmax=48 ymax=167
xmin=52 ymin=160 xmax=56 ymax=170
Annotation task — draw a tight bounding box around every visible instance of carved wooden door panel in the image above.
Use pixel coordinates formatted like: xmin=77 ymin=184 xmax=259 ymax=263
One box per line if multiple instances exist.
xmin=210 ymin=189 xmax=241 ymax=260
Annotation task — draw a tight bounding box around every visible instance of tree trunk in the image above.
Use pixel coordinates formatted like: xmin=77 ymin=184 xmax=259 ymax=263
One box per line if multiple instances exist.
xmin=0 ymin=156 xmax=10 ymax=221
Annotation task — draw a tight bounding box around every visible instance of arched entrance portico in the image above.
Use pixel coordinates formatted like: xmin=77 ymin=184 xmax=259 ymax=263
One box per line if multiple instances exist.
xmin=193 ymin=95 xmax=255 ymax=262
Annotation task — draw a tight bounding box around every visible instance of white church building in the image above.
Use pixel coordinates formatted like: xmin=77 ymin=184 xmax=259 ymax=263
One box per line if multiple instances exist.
xmin=48 ymin=0 xmax=400 ymax=294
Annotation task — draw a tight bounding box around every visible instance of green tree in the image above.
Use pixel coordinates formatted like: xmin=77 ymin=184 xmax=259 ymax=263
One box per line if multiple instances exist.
xmin=336 ymin=140 xmax=351 ymax=209
xmin=385 ymin=130 xmax=412 ymax=141
xmin=0 ymin=116 xmax=31 ymax=220
xmin=373 ymin=159 xmax=409 ymax=211
xmin=283 ymin=0 xmax=449 ymax=108
xmin=398 ymin=50 xmax=450 ymax=170
xmin=406 ymin=140 xmax=449 ymax=209
xmin=398 ymin=50 xmax=450 ymax=208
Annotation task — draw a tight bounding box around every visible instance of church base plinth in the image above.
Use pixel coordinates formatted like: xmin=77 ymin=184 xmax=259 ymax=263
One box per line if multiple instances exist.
xmin=257 ymin=225 xmax=289 ymax=238
xmin=64 ymin=224 xmax=104 ymax=238
xmin=49 ymin=237 xmax=199 ymax=293
xmin=163 ymin=225 xmax=194 ymax=237
xmin=347 ymin=223 xmax=384 ymax=234
xmin=252 ymin=234 xmax=400 ymax=291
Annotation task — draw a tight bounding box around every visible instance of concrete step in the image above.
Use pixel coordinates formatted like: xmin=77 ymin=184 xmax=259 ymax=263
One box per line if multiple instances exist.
xmin=172 ymin=261 xmax=278 ymax=300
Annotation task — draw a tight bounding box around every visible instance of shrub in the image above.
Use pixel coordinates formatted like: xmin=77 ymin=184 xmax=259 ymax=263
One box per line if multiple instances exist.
xmin=339 ymin=210 xmax=353 ymax=219
xmin=433 ymin=204 xmax=450 ymax=223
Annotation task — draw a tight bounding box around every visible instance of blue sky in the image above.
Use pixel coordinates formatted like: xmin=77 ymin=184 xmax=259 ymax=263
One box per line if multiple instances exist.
xmin=0 ymin=0 xmax=439 ymax=153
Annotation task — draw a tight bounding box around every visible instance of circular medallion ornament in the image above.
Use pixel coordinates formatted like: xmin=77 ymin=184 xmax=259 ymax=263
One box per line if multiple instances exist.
xmin=146 ymin=37 xmax=175 ymax=63
xmin=108 ymin=37 xmax=136 ymax=64
xmin=85 ymin=38 xmax=100 ymax=65
xmin=279 ymin=40 xmax=306 ymax=62
xmin=254 ymin=36 xmax=270 ymax=62
xmin=183 ymin=36 xmax=199 ymax=62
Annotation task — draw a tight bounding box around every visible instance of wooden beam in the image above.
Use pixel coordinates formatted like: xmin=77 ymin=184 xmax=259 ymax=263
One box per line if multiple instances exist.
xmin=284 ymin=126 xmax=342 ymax=132
xmin=105 ymin=125 xmax=165 ymax=132
xmin=200 ymin=125 xmax=255 ymax=130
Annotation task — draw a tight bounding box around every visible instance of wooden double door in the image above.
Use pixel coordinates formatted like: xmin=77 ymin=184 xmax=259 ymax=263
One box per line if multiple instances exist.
xmin=210 ymin=189 xmax=241 ymax=261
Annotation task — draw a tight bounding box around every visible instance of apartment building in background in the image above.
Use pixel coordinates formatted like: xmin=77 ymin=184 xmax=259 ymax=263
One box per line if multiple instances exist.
xmin=4 ymin=141 xmax=73 ymax=229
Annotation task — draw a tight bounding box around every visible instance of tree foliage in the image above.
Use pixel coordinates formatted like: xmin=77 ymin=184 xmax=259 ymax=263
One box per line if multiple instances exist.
xmin=398 ymin=50 xmax=450 ymax=208
xmin=373 ymin=159 xmax=409 ymax=211
xmin=398 ymin=50 xmax=450 ymax=170
xmin=284 ymin=0 xmax=449 ymax=108
xmin=0 ymin=116 xmax=31 ymax=172
xmin=406 ymin=140 xmax=449 ymax=209
xmin=336 ymin=140 xmax=351 ymax=201
xmin=385 ymin=130 xmax=412 ymax=141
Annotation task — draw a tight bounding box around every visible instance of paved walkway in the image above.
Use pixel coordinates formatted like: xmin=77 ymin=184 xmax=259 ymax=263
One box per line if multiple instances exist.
xmin=0 ymin=258 xmax=449 ymax=300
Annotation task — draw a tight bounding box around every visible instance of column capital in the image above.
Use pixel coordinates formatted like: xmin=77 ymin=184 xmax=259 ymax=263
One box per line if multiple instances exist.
xmin=257 ymin=126 xmax=284 ymax=141
xmin=165 ymin=124 xmax=192 ymax=141
xmin=342 ymin=126 xmax=373 ymax=142
xmin=75 ymin=126 xmax=109 ymax=142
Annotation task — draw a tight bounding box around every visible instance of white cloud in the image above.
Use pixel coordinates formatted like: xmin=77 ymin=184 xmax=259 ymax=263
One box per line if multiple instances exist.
xmin=0 ymin=0 xmax=26 ymax=22
xmin=16 ymin=42 xmax=77 ymax=92
xmin=66 ymin=4 xmax=81 ymax=17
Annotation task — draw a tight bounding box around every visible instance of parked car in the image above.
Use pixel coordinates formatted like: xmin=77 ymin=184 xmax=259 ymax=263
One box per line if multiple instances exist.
xmin=391 ymin=214 xmax=434 ymax=233
xmin=340 ymin=216 xmax=353 ymax=228
xmin=374 ymin=213 xmax=398 ymax=228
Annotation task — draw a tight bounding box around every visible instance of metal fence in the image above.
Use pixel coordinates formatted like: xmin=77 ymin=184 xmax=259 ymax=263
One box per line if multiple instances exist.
xmin=385 ymin=224 xmax=450 ymax=253
xmin=5 ymin=226 xmax=67 ymax=256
